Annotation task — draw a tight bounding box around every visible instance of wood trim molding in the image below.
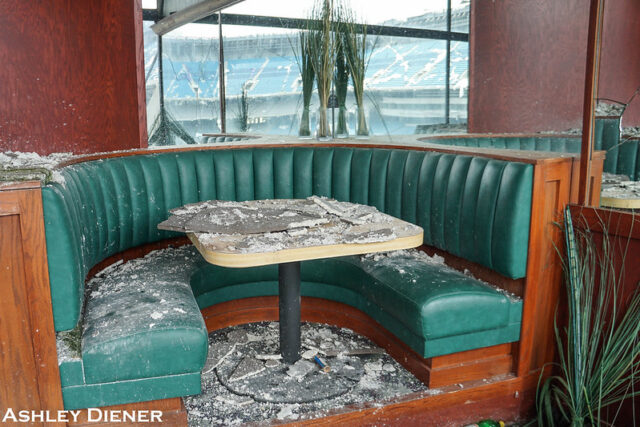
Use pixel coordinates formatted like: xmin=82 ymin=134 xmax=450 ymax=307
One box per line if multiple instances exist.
xmin=0 ymin=187 xmax=64 ymax=420
xmin=516 ymin=158 xmax=573 ymax=376
xmin=56 ymin=140 xmax=575 ymax=169
xmin=418 ymin=133 xmax=582 ymax=140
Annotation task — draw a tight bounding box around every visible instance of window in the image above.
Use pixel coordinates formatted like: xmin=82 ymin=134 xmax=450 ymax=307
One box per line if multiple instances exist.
xmin=143 ymin=0 xmax=469 ymax=144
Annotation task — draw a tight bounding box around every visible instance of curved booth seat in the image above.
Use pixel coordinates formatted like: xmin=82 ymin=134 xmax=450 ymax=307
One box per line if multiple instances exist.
xmin=42 ymin=145 xmax=533 ymax=409
xmin=419 ymin=118 xmax=640 ymax=181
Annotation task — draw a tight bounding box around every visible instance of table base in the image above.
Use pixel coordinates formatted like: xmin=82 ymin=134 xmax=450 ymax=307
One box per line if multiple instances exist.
xmin=279 ymin=262 xmax=301 ymax=364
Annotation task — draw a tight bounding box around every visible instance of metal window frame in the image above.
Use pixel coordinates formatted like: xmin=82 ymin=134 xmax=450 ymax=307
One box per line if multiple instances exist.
xmin=143 ymin=4 xmax=469 ymax=135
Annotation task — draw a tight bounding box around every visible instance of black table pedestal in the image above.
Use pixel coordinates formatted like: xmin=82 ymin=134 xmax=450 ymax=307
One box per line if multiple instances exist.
xmin=278 ymin=261 xmax=301 ymax=364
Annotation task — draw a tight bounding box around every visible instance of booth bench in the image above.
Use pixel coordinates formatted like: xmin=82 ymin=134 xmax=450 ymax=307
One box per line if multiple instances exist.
xmin=0 ymin=140 xmax=604 ymax=422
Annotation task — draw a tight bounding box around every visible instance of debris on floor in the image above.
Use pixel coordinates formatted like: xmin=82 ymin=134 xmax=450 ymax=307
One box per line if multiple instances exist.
xmin=183 ymin=322 xmax=428 ymax=426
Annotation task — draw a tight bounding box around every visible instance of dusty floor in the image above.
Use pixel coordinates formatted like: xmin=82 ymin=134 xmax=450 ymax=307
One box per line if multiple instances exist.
xmin=183 ymin=322 xmax=431 ymax=425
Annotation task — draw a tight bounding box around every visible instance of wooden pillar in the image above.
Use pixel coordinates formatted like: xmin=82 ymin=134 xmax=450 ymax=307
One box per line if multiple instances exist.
xmin=578 ymin=0 xmax=605 ymax=204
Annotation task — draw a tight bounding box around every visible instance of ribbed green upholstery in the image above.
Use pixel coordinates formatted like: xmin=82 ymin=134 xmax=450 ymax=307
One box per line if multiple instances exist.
xmin=421 ymin=118 xmax=640 ymax=180
xmin=423 ymin=136 xmax=581 ymax=153
xmin=43 ymin=147 xmax=533 ymax=332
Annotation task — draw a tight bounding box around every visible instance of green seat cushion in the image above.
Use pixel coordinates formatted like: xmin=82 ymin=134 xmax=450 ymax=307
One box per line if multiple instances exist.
xmin=81 ymin=246 xmax=208 ymax=384
xmin=346 ymin=252 xmax=521 ymax=340
xmin=190 ymin=249 xmax=522 ymax=358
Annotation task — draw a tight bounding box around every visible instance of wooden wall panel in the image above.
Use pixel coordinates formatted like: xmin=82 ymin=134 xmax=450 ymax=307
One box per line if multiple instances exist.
xmin=0 ymin=0 xmax=147 ymax=155
xmin=598 ymin=0 xmax=640 ymax=127
xmin=469 ymin=0 xmax=640 ymax=133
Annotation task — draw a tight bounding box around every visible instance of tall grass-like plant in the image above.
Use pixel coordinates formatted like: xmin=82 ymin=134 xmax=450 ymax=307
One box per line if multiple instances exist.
xmin=342 ymin=11 xmax=372 ymax=137
xmin=537 ymin=207 xmax=640 ymax=426
xmin=235 ymin=82 xmax=250 ymax=132
xmin=294 ymin=30 xmax=315 ymax=137
xmin=333 ymin=2 xmax=350 ymax=137
xmin=307 ymin=0 xmax=335 ymax=139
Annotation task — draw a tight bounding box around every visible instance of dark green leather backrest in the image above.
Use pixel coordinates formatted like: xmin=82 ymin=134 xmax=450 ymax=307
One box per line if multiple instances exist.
xmin=594 ymin=118 xmax=640 ymax=181
xmin=42 ymin=147 xmax=533 ymax=331
xmin=423 ymin=136 xmax=581 ymax=153
xmin=421 ymin=119 xmax=640 ymax=180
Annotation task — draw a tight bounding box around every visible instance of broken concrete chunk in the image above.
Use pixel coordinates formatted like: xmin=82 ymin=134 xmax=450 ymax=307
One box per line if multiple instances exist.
xmin=255 ymin=354 xmax=282 ymax=360
xmin=301 ymin=349 xmax=318 ymax=360
xmin=228 ymin=357 xmax=265 ymax=382
xmin=264 ymin=359 xmax=280 ymax=368
xmin=364 ymin=361 xmax=384 ymax=372
xmin=323 ymin=347 xmax=385 ymax=357
xmin=382 ymin=363 xmax=396 ymax=372
xmin=276 ymin=404 xmax=299 ymax=420
xmin=202 ymin=342 xmax=236 ymax=374
xmin=226 ymin=329 xmax=248 ymax=344
xmin=286 ymin=359 xmax=316 ymax=379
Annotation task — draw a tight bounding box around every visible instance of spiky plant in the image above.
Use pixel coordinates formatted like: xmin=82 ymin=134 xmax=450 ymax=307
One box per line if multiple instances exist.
xmin=307 ymin=0 xmax=335 ymax=138
xmin=149 ymin=106 xmax=196 ymax=145
xmin=294 ymin=30 xmax=315 ymax=137
xmin=235 ymin=82 xmax=250 ymax=132
xmin=342 ymin=10 xmax=372 ymax=136
xmin=536 ymin=207 xmax=640 ymax=426
xmin=333 ymin=9 xmax=350 ymax=137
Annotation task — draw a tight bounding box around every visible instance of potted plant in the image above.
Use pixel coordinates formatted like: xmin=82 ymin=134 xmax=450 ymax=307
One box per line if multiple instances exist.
xmin=295 ymin=30 xmax=315 ymax=138
xmin=536 ymin=207 xmax=640 ymax=426
xmin=307 ymin=0 xmax=335 ymax=139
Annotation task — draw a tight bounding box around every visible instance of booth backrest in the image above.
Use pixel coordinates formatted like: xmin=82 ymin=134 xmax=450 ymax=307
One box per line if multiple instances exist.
xmin=42 ymin=146 xmax=533 ymax=331
xmin=422 ymin=136 xmax=581 ymax=153
xmin=420 ymin=118 xmax=640 ymax=180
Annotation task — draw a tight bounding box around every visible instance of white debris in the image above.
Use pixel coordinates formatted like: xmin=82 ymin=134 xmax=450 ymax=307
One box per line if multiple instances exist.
xmin=264 ymin=359 xmax=280 ymax=368
xmin=0 ymin=151 xmax=73 ymax=184
xmin=255 ymin=354 xmax=282 ymax=360
xmin=301 ymin=349 xmax=318 ymax=360
xmin=150 ymin=311 xmax=163 ymax=320
xmin=276 ymin=404 xmax=299 ymax=420
xmin=364 ymin=361 xmax=384 ymax=372
xmin=287 ymin=359 xmax=316 ymax=379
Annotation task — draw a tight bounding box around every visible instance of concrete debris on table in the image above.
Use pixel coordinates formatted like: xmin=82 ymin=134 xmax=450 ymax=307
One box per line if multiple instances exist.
xmin=158 ymin=196 xmax=422 ymax=255
xmin=622 ymin=126 xmax=640 ymax=138
xmin=601 ymin=172 xmax=640 ymax=200
xmin=595 ymin=101 xmax=625 ymax=117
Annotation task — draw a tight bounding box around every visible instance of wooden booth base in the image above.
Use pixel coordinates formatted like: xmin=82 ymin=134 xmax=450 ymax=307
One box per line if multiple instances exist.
xmin=201 ymin=297 xmax=515 ymax=390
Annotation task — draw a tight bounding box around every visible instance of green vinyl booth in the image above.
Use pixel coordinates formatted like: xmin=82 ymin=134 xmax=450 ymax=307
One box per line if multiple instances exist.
xmin=42 ymin=146 xmax=532 ymax=409
xmin=420 ymin=118 xmax=640 ymax=180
